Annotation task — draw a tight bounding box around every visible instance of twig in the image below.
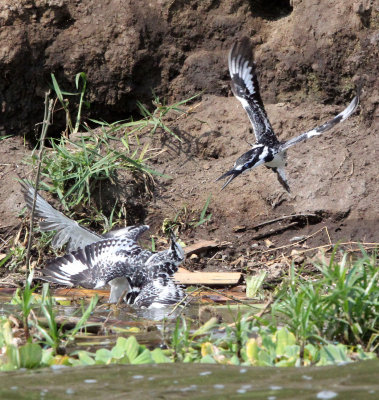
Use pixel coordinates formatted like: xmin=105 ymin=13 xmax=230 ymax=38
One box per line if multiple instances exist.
xmin=251 ymin=221 xmax=299 ymax=240
xmin=291 ymin=242 xmax=378 ymax=256
xmin=25 ymin=92 xmax=53 ymax=274
xmin=251 ymin=213 xmax=317 ymax=230
xmin=196 ymin=286 xmax=255 ymax=308
xmin=101 ymin=287 xmax=131 ymax=328
xmin=325 ymin=226 xmax=332 ymax=245
xmin=261 ymin=226 xmax=330 ymax=254
xmin=167 ymin=287 xmax=202 ymax=316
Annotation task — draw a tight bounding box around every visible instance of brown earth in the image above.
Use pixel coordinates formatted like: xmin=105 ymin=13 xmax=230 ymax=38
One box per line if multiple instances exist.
xmin=0 ymin=0 xmax=378 ymax=280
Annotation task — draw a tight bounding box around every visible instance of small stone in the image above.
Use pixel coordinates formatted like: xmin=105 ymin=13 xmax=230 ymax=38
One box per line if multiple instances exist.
xmin=293 ymin=255 xmax=305 ymax=264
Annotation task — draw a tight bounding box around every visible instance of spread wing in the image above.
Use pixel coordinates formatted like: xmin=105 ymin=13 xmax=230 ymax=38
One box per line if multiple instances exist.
xmin=229 ymin=37 xmax=279 ymax=147
xmin=279 ymin=94 xmax=360 ymax=152
xmin=21 ymin=182 xmax=101 ymax=251
xmin=21 ymin=182 xmax=149 ymax=251
xmin=41 ymin=237 xmax=142 ymax=289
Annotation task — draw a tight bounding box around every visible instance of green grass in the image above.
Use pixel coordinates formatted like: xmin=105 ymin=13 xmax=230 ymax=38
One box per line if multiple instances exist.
xmin=272 ymin=247 xmax=379 ymax=350
xmin=51 ymin=72 xmax=89 ymax=136
xmin=1 ymin=249 xmax=377 ymax=370
xmin=91 ymin=91 xmax=201 ymax=141
xmin=161 ymin=194 xmax=213 ymax=234
xmin=28 ymin=74 xmax=199 ymax=225
xmin=32 ymin=130 xmax=164 ymax=210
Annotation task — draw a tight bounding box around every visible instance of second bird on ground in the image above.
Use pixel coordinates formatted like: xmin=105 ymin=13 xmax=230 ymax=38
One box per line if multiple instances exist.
xmin=21 ymin=183 xmax=185 ymax=307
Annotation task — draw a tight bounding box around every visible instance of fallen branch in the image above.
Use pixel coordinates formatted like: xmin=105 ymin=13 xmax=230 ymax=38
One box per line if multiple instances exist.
xmin=251 ymin=213 xmax=318 ymax=230
xmin=174 ymin=271 xmax=241 ymax=285
xmin=251 ymin=221 xmax=299 ymax=240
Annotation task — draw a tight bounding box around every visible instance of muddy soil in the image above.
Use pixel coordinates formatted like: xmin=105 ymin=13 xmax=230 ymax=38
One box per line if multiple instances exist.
xmin=0 ymin=0 xmax=378 ymax=282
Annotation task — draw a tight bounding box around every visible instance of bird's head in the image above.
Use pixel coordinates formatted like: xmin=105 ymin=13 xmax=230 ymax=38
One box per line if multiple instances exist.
xmin=216 ymin=145 xmax=265 ymax=190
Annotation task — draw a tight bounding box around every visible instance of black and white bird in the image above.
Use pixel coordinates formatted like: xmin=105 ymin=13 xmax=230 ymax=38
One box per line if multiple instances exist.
xmin=216 ymin=37 xmax=360 ymax=192
xmin=21 ymin=183 xmax=185 ymax=307
xmin=42 ymin=233 xmax=185 ymax=308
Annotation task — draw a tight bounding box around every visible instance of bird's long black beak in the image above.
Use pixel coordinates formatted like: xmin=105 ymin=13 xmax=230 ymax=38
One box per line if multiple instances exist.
xmin=215 ymin=169 xmax=241 ymax=190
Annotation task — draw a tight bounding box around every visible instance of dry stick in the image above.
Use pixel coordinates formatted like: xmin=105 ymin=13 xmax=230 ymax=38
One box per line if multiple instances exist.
xmin=25 ymin=92 xmax=53 ymax=274
xmin=251 ymin=221 xmax=299 ymax=240
xmin=261 ymin=226 xmax=331 ymax=254
xmin=167 ymin=287 xmax=203 ymax=317
xmin=196 ymin=286 xmax=256 ymax=308
xmin=251 ymin=213 xmax=317 ymax=230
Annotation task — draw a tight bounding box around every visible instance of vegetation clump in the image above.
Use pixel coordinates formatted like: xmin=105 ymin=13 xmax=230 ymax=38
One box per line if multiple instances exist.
xmin=0 ymin=249 xmax=377 ymax=371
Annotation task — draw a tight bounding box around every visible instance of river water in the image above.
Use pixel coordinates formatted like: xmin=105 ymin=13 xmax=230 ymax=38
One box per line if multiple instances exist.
xmin=0 ymin=359 xmax=378 ymax=399
xmin=0 ymin=290 xmax=378 ymax=399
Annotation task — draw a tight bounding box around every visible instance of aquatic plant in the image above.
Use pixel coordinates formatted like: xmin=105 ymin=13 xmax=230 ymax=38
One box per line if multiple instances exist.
xmin=272 ymin=247 xmax=379 ymax=351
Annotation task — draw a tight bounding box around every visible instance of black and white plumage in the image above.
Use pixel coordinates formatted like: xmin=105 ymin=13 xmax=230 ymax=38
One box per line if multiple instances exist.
xmin=43 ymin=234 xmax=185 ymax=308
xmin=21 ymin=182 xmax=149 ymax=252
xmin=216 ymin=37 xmax=360 ymax=192
xmin=21 ymin=183 xmax=185 ymax=307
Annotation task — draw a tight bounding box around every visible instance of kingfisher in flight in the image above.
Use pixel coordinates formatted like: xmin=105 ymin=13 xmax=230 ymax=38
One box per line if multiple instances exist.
xmin=216 ymin=37 xmax=360 ymax=192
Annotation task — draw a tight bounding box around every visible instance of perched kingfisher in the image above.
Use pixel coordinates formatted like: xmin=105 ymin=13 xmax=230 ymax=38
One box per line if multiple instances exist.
xmin=21 ymin=183 xmax=185 ymax=307
xmin=216 ymin=37 xmax=360 ymax=192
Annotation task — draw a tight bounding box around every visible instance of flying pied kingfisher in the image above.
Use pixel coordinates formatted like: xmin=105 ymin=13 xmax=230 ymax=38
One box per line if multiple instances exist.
xmin=216 ymin=37 xmax=360 ymax=192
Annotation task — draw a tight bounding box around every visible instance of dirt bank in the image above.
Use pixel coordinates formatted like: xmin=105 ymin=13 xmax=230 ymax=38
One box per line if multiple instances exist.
xmin=0 ymin=0 xmax=378 ymax=278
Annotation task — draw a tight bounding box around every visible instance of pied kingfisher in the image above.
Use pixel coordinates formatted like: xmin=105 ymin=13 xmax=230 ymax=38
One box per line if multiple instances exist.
xmin=216 ymin=37 xmax=360 ymax=192
xmin=21 ymin=183 xmax=185 ymax=307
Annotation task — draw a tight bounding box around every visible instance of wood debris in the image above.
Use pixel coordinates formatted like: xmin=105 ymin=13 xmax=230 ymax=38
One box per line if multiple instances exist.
xmin=184 ymin=240 xmax=228 ymax=256
xmin=174 ymin=271 xmax=241 ymax=285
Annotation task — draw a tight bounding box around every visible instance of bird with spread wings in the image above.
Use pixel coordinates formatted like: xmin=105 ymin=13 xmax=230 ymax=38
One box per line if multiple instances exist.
xmin=216 ymin=37 xmax=360 ymax=192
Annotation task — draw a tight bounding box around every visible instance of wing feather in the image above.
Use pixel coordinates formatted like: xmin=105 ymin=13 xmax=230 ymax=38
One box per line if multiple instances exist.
xmin=279 ymin=94 xmax=359 ymax=152
xmin=21 ymin=182 xmax=101 ymax=251
xmin=229 ymin=37 xmax=279 ymax=146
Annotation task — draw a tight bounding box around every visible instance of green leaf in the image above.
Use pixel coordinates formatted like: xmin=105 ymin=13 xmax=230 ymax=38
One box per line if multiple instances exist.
xmin=19 ymin=343 xmax=42 ymax=369
xmin=318 ymin=344 xmax=350 ymax=365
xmin=77 ymin=351 xmax=96 ymax=365
xmin=246 ymin=272 xmax=266 ymax=298
xmin=124 ymin=336 xmax=140 ymax=362
xmin=51 ymin=73 xmax=64 ymax=102
xmin=150 ymin=348 xmax=172 ymax=364
xmin=95 ymin=348 xmax=113 ymax=364
xmin=0 ymin=251 xmax=13 ymax=267
xmin=191 ymin=317 xmax=218 ymax=339
xmin=111 ymin=336 xmax=140 ymax=362
xmin=5 ymin=345 xmax=20 ymax=369
xmin=245 ymin=338 xmax=259 ymax=364
xmin=275 ymin=328 xmax=296 ymax=356
xmin=200 ymin=355 xmax=216 ymax=364
xmin=131 ymin=348 xmax=153 ymax=365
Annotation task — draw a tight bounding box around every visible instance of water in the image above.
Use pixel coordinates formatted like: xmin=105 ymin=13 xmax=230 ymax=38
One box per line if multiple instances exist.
xmin=0 ymin=360 xmax=378 ymax=399
xmin=1 ymin=288 xmax=378 ymax=399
